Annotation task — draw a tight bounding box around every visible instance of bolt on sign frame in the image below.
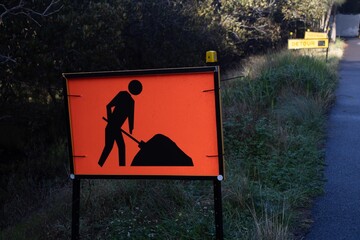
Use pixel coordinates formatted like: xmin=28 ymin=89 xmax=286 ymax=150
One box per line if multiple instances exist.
xmin=63 ymin=66 xmax=225 ymax=239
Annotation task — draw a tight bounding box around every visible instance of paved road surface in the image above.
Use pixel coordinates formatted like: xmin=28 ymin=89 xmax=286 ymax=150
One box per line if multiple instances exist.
xmin=306 ymin=38 xmax=360 ymax=239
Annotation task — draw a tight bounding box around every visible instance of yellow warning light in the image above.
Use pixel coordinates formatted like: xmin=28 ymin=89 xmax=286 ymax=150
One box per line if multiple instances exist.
xmin=206 ymin=51 xmax=218 ymax=63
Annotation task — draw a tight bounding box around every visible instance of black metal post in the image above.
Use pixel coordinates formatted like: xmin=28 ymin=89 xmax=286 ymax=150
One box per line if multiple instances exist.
xmin=213 ymin=179 xmax=223 ymax=240
xmin=326 ymin=46 xmax=329 ymax=62
xmin=72 ymin=178 xmax=80 ymax=240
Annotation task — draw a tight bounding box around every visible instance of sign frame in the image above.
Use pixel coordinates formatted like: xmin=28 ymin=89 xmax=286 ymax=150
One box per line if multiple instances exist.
xmin=63 ymin=66 xmax=224 ymax=180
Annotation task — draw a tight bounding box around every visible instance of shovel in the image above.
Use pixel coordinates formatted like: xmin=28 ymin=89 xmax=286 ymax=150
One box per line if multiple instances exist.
xmin=102 ymin=117 xmax=145 ymax=147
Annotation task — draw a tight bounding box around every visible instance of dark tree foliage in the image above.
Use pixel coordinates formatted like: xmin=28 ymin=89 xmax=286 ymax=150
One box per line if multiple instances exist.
xmin=1 ymin=0 xmax=232 ymax=106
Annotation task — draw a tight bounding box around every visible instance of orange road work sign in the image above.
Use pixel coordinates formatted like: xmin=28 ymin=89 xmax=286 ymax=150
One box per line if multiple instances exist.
xmin=63 ymin=67 xmax=224 ymax=179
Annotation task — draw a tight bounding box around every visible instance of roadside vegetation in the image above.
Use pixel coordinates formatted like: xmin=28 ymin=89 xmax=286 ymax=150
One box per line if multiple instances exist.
xmin=0 ymin=0 xmax=348 ymax=239
xmin=1 ymin=41 xmax=345 ymax=239
xmin=221 ymin=45 xmax=343 ymax=238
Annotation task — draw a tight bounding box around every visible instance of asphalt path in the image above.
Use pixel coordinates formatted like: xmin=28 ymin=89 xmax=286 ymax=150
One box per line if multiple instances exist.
xmin=306 ymin=38 xmax=360 ymax=239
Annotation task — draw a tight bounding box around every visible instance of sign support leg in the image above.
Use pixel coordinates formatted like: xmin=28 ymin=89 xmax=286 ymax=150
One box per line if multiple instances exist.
xmin=72 ymin=178 xmax=80 ymax=240
xmin=213 ymin=179 xmax=223 ymax=240
xmin=326 ymin=47 xmax=329 ymax=62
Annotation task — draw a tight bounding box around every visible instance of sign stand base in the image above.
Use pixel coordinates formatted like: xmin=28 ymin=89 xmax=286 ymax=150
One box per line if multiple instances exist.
xmin=71 ymin=178 xmax=224 ymax=240
xmin=72 ymin=178 xmax=80 ymax=240
xmin=213 ymin=179 xmax=224 ymax=240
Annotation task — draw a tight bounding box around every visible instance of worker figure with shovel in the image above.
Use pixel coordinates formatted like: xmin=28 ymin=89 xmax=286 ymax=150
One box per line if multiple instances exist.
xmin=98 ymin=80 xmax=143 ymax=167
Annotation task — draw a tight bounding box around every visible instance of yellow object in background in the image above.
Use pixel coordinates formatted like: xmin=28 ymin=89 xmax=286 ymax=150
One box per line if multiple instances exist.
xmin=288 ymin=39 xmax=329 ymax=49
xmin=206 ymin=51 xmax=218 ymax=63
xmin=304 ymin=31 xmax=328 ymax=39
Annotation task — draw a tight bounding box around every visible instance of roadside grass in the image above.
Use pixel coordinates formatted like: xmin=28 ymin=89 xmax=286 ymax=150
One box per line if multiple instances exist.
xmin=1 ymin=41 xmax=344 ymax=239
xmin=221 ymin=43 xmax=342 ymax=238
